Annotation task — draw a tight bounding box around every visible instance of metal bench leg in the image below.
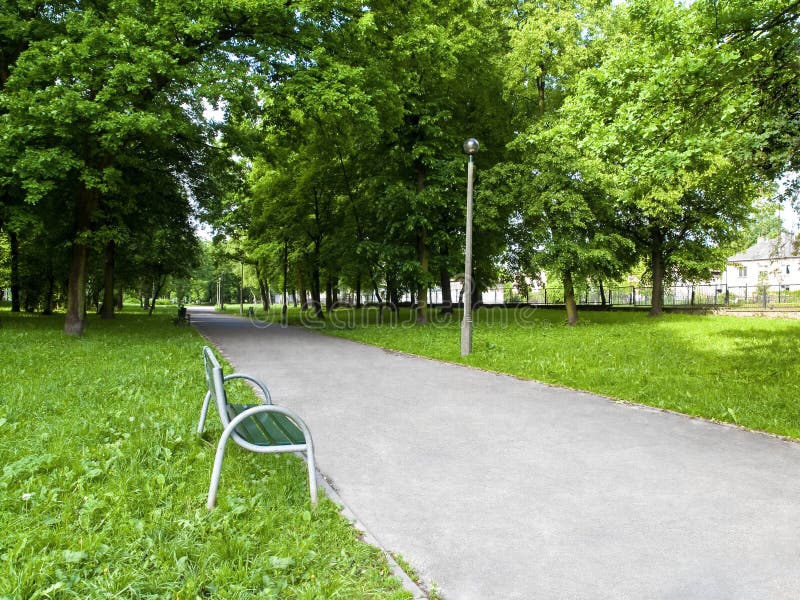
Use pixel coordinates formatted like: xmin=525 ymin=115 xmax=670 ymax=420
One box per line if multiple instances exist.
xmin=207 ymin=424 xmax=235 ymax=509
xmin=198 ymin=391 xmax=212 ymax=434
xmin=306 ymin=444 xmax=318 ymax=506
xmin=207 ymin=408 xmax=318 ymax=509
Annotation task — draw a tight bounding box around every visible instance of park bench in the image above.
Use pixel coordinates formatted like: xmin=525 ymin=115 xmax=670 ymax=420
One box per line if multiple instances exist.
xmin=198 ymin=346 xmax=318 ymax=509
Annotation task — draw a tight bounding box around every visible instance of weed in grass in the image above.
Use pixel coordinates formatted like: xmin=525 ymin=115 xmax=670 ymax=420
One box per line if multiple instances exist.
xmin=390 ymin=552 xmax=441 ymax=599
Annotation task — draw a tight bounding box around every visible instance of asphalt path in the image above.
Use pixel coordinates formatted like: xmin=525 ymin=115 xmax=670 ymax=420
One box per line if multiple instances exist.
xmin=190 ymin=307 xmax=800 ymax=600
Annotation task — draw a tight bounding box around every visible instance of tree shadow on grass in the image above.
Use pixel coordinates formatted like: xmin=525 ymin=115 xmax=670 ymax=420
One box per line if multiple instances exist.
xmin=636 ymin=322 xmax=800 ymax=439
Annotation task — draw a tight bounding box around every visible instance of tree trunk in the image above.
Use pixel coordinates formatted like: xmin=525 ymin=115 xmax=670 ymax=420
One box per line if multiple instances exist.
xmin=42 ymin=267 xmax=55 ymax=315
xmin=649 ymin=229 xmax=665 ymax=316
xmin=9 ymin=230 xmax=20 ymax=313
xmin=325 ymin=276 xmax=334 ymax=313
xmin=471 ymin=281 xmax=482 ymax=308
xmin=310 ymin=276 xmax=322 ymax=316
xmin=298 ymin=272 xmax=308 ymax=311
xmin=310 ymin=250 xmax=323 ymax=318
xmin=440 ymin=262 xmax=452 ymax=314
xmin=415 ymin=163 xmax=429 ymax=324
xmin=116 ymin=289 xmax=124 ymax=311
xmin=64 ymin=243 xmax=89 ymax=334
xmin=101 ymin=239 xmax=115 ymax=319
xmin=564 ymin=270 xmax=578 ymax=326
xmin=291 ymin=289 xmax=297 ymax=307
xmin=386 ymin=271 xmax=398 ymax=312
xmin=599 ymin=280 xmax=606 ymax=307
xmin=65 ymin=182 xmax=99 ymax=336
xmin=148 ymin=274 xmax=165 ymax=315
xmin=238 ymin=262 xmax=244 ymax=316
xmin=537 ymin=65 xmax=546 ymax=116
xmin=258 ymin=278 xmax=270 ymax=311
xmin=282 ymin=241 xmax=288 ymax=319
xmin=416 ymin=231 xmax=429 ymax=324
xmin=370 ymin=275 xmax=383 ymax=304
xmin=355 ymin=274 xmax=362 ymax=309
xmin=255 ymin=264 xmax=270 ymax=311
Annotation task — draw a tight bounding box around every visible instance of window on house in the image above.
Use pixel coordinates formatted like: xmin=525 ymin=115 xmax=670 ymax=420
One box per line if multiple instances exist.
xmin=786 ymin=265 xmax=791 ymax=274
xmin=738 ymin=266 xmax=747 ymax=277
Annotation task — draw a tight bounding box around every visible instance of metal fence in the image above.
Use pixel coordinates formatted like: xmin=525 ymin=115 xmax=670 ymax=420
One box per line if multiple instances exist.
xmin=339 ymin=282 xmax=800 ymax=311
xmin=505 ymin=283 xmax=800 ymax=310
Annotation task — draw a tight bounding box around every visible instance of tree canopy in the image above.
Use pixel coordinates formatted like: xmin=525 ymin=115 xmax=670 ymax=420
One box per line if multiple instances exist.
xmin=1 ymin=0 xmax=798 ymax=329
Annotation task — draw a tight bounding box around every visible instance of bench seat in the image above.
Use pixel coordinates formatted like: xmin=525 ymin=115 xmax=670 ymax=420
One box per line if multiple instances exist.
xmin=227 ymin=404 xmax=306 ymax=446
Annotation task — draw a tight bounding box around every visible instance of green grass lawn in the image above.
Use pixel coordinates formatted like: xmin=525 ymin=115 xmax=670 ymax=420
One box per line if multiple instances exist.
xmin=236 ymin=304 xmax=800 ymax=440
xmin=0 ymin=308 xmax=410 ymax=599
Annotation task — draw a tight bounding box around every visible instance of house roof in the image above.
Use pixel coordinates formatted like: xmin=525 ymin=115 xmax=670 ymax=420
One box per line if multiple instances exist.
xmin=729 ymin=232 xmax=800 ymax=262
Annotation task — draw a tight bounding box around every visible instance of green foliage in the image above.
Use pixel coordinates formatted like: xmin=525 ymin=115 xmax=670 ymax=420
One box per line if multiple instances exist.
xmin=218 ymin=0 xmax=515 ymax=321
xmin=734 ymin=196 xmax=786 ymax=252
xmin=3 ymin=0 xmax=799 ymax=328
xmin=0 ymin=310 xmax=410 ymax=598
xmin=534 ymin=0 xmax=792 ymax=311
xmin=0 ymin=0 xmax=306 ymax=330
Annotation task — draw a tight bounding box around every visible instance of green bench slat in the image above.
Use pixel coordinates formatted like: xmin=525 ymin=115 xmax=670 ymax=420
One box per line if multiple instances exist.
xmin=227 ymin=404 xmax=306 ymax=446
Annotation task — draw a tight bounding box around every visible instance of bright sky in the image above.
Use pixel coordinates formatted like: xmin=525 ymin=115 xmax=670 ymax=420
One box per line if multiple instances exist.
xmin=778 ymin=173 xmax=799 ymax=232
xmin=781 ymin=201 xmax=798 ymax=232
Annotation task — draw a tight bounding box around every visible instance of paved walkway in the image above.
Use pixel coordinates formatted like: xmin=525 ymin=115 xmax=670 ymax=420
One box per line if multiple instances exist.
xmin=191 ymin=307 xmax=800 ymax=600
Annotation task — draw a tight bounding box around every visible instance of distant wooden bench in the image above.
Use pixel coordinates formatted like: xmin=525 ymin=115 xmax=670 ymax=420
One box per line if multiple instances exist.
xmin=198 ymin=346 xmax=317 ymax=509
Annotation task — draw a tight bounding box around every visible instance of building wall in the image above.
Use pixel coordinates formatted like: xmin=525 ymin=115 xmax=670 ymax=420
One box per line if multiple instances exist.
xmin=717 ymin=257 xmax=800 ymax=288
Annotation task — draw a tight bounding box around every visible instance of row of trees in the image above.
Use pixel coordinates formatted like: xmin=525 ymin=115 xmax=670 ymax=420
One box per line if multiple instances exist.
xmin=213 ymin=0 xmax=800 ymax=325
xmin=2 ymin=1 xmax=798 ymax=332
xmin=0 ymin=0 xmax=316 ymax=333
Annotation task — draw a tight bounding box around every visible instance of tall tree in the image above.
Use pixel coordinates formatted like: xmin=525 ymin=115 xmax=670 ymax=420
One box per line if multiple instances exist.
xmin=499 ymin=0 xmax=631 ymax=325
xmin=559 ymin=0 xmax=772 ymax=314
xmin=1 ymin=0 xmax=300 ymax=335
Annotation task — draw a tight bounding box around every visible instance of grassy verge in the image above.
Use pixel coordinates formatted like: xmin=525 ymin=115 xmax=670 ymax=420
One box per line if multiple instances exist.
xmin=231 ymin=304 xmax=800 ymax=440
xmin=0 ymin=309 xmax=410 ymax=599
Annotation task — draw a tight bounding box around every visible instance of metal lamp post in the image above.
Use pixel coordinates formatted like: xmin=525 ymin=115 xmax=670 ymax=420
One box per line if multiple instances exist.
xmin=461 ymin=138 xmax=479 ymax=356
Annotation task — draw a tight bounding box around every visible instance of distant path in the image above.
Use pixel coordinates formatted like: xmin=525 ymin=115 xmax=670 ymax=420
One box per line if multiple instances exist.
xmin=191 ymin=307 xmax=800 ymax=600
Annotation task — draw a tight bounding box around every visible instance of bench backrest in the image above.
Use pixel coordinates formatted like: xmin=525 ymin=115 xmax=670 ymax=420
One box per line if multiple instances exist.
xmin=202 ymin=346 xmax=229 ymax=423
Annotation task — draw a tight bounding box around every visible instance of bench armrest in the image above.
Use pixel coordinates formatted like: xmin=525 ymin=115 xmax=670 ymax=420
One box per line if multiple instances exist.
xmin=223 ymin=373 xmax=272 ymax=404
